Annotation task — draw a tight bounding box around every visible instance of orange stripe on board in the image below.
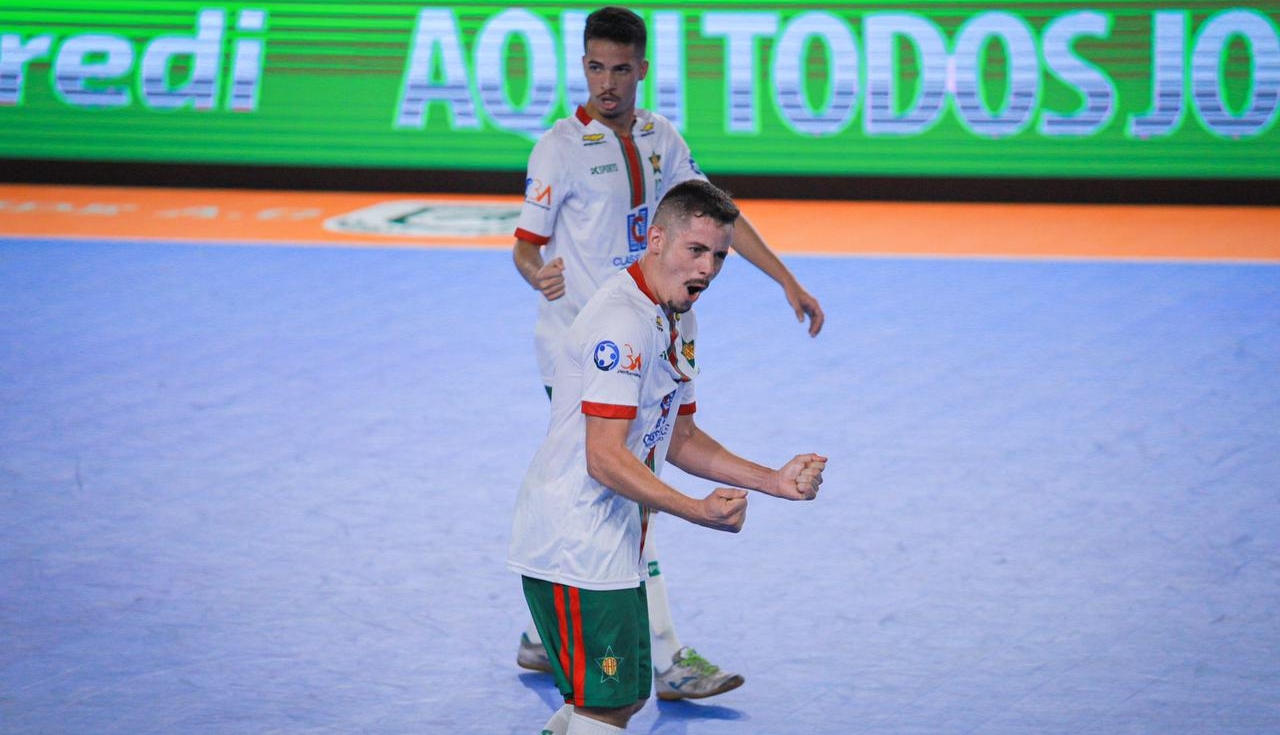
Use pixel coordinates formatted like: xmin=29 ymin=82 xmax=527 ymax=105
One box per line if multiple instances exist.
xmin=0 ymin=184 xmax=516 ymax=250
xmin=737 ymin=199 xmax=1280 ymax=263
xmin=1 ymin=184 xmax=1277 ymax=262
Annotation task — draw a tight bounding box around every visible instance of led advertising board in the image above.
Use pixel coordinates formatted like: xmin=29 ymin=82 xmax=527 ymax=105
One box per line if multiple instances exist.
xmin=2 ymin=2 xmax=1277 ymax=183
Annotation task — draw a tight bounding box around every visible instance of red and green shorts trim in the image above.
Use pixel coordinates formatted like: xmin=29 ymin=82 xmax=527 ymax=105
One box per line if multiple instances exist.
xmin=521 ymin=576 xmax=652 ymax=708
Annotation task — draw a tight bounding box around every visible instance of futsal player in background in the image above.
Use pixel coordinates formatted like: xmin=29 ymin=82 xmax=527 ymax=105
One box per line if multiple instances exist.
xmin=511 ymin=6 xmax=825 ymax=700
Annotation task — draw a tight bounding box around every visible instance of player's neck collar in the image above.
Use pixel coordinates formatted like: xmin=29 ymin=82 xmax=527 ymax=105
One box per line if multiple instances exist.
xmin=627 ymin=261 xmax=661 ymax=308
xmin=576 ymin=104 xmax=642 ymax=137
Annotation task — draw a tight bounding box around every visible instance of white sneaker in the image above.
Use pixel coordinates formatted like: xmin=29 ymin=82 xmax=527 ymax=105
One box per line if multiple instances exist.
xmin=517 ymin=632 xmax=553 ymax=673
xmin=653 ymin=647 xmax=744 ymax=700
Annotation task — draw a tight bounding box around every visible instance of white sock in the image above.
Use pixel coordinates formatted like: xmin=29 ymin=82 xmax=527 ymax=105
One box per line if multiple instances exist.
xmin=539 ymin=704 xmax=573 ymax=735
xmin=642 ymin=535 xmax=683 ymax=669
xmin=566 ymin=712 xmax=625 ymax=735
xmin=525 ymin=619 xmax=543 ymax=645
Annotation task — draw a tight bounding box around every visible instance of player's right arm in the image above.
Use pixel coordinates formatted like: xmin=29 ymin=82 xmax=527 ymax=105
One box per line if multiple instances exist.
xmin=584 ymin=415 xmax=747 ymax=533
xmin=512 ymin=130 xmax=568 ymax=300
xmin=513 ymin=238 xmax=565 ymax=300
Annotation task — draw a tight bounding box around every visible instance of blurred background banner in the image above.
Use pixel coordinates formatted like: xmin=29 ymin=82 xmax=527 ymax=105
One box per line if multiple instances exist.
xmin=2 ymin=1 xmax=1278 ymax=193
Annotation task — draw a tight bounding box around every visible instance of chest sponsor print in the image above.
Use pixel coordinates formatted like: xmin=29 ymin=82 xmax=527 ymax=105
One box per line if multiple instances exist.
xmin=627 ymin=206 xmax=649 ymax=253
xmin=643 ymin=390 xmax=678 ymax=449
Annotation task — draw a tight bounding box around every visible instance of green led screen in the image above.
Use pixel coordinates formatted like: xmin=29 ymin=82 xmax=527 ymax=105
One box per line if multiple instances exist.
xmin=2 ymin=1 xmax=1278 ymax=179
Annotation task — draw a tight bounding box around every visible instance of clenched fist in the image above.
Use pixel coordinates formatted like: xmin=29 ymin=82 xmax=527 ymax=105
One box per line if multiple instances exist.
xmin=772 ymin=453 xmax=827 ymax=501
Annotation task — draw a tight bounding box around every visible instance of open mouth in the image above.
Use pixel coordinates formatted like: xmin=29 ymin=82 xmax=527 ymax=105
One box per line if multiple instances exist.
xmin=686 ymin=282 xmax=708 ymax=297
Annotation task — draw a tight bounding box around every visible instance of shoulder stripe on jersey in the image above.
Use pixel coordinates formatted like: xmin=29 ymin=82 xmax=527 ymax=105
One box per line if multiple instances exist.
xmin=575 ymin=105 xmax=593 ymax=126
xmin=515 ymin=227 xmax=550 ymax=246
xmin=582 ymin=401 xmax=637 ymax=419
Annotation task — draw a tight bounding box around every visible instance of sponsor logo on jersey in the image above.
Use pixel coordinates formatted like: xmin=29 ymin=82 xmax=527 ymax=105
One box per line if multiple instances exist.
xmin=621 ymin=343 xmax=642 ymax=376
xmin=591 ymin=163 xmax=619 ymax=175
xmin=324 ymin=200 xmax=520 ymax=237
xmin=582 ymin=133 xmax=606 ymax=146
xmin=611 ymin=252 xmax=643 ymax=268
xmin=593 ymin=340 xmax=620 ymax=371
xmin=639 ymin=121 xmax=655 ymax=137
xmin=627 ymin=205 xmax=648 ymax=253
xmin=689 ymin=157 xmax=703 ymax=176
xmin=643 ymin=390 xmax=677 ymax=448
xmin=525 ymin=178 xmax=553 ymax=209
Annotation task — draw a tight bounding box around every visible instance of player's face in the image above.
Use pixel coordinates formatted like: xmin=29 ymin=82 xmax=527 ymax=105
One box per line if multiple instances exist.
xmin=582 ymin=39 xmax=648 ymax=125
xmin=649 ymin=216 xmax=733 ymax=314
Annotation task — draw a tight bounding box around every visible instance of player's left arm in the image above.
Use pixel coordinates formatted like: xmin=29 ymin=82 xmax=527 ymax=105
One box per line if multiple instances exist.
xmin=666 ymin=129 xmax=824 ymax=337
xmin=730 ymin=215 xmax=825 ymax=337
xmin=665 ymin=413 xmax=826 ymax=501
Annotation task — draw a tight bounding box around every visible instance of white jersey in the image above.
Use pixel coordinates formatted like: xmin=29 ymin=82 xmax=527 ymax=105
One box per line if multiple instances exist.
xmin=508 ymin=263 xmax=700 ymax=591
xmin=515 ymin=106 xmax=708 ymax=384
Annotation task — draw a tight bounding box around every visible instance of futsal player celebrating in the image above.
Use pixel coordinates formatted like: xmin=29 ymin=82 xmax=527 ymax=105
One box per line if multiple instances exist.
xmin=511 ymin=5 xmax=825 ymax=699
xmin=508 ymin=180 xmax=827 ymax=735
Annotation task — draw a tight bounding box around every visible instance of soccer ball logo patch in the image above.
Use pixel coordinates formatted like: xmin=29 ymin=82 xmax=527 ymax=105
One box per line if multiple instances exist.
xmin=593 ymin=340 xmax=620 ymax=371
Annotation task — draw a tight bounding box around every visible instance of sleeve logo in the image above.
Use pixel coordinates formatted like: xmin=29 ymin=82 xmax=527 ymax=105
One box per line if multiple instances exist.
xmin=621 ymin=343 xmax=642 ymax=375
xmin=524 ymin=178 xmax=553 ymax=208
xmin=593 ymin=340 xmax=620 ymax=371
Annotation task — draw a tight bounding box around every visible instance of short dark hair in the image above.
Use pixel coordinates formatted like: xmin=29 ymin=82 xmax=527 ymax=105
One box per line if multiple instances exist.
xmin=584 ymin=6 xmax=647 ymax=55
xmin=653 ymin=180 xmax=740 ymax=234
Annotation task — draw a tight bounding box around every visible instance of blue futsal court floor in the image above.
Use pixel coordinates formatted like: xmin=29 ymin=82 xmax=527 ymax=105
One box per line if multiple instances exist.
xmin=2 ymin=236 xmax=1278 ymax=733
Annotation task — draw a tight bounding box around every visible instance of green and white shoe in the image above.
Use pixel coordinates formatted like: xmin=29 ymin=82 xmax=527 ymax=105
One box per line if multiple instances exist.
xmin=654 ymin=647 xmax=744 ymax=700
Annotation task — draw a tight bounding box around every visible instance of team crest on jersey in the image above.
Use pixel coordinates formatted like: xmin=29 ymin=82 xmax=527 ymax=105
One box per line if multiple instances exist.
xmin=649 ymin=153 xmax=662 ymax=174
xmin=681 ymin=339 xmax=696 ymax=368
xmin=582 ymin=133 xmax=606 ymax=146
xmin=593 ymin=340 xmax=620 ymax=371
xmin=655 ymin=315 xmax=664 ymax=332
xmin=595 ymin=646 xmax=624 ymax=683
xmin=627 ymin=206 xmax=649 ymax=253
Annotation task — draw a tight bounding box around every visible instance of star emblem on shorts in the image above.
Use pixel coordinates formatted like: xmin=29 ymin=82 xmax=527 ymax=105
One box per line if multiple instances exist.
xmin=649 ymin=152 xmax=662 ymax=174
xmin=595 ymin=646 xmax=624 ymax=683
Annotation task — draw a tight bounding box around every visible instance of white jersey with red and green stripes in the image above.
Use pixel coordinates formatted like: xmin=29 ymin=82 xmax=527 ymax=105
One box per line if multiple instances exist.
xmin=515 ymin=105 xmax=707 ymax=385
xmin=508 ymin=263 xmax=699 ymax=591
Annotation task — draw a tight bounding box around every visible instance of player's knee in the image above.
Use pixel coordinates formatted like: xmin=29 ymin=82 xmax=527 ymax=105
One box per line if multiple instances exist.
xmin=577 ymin=704 xmax=639 ymax=728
